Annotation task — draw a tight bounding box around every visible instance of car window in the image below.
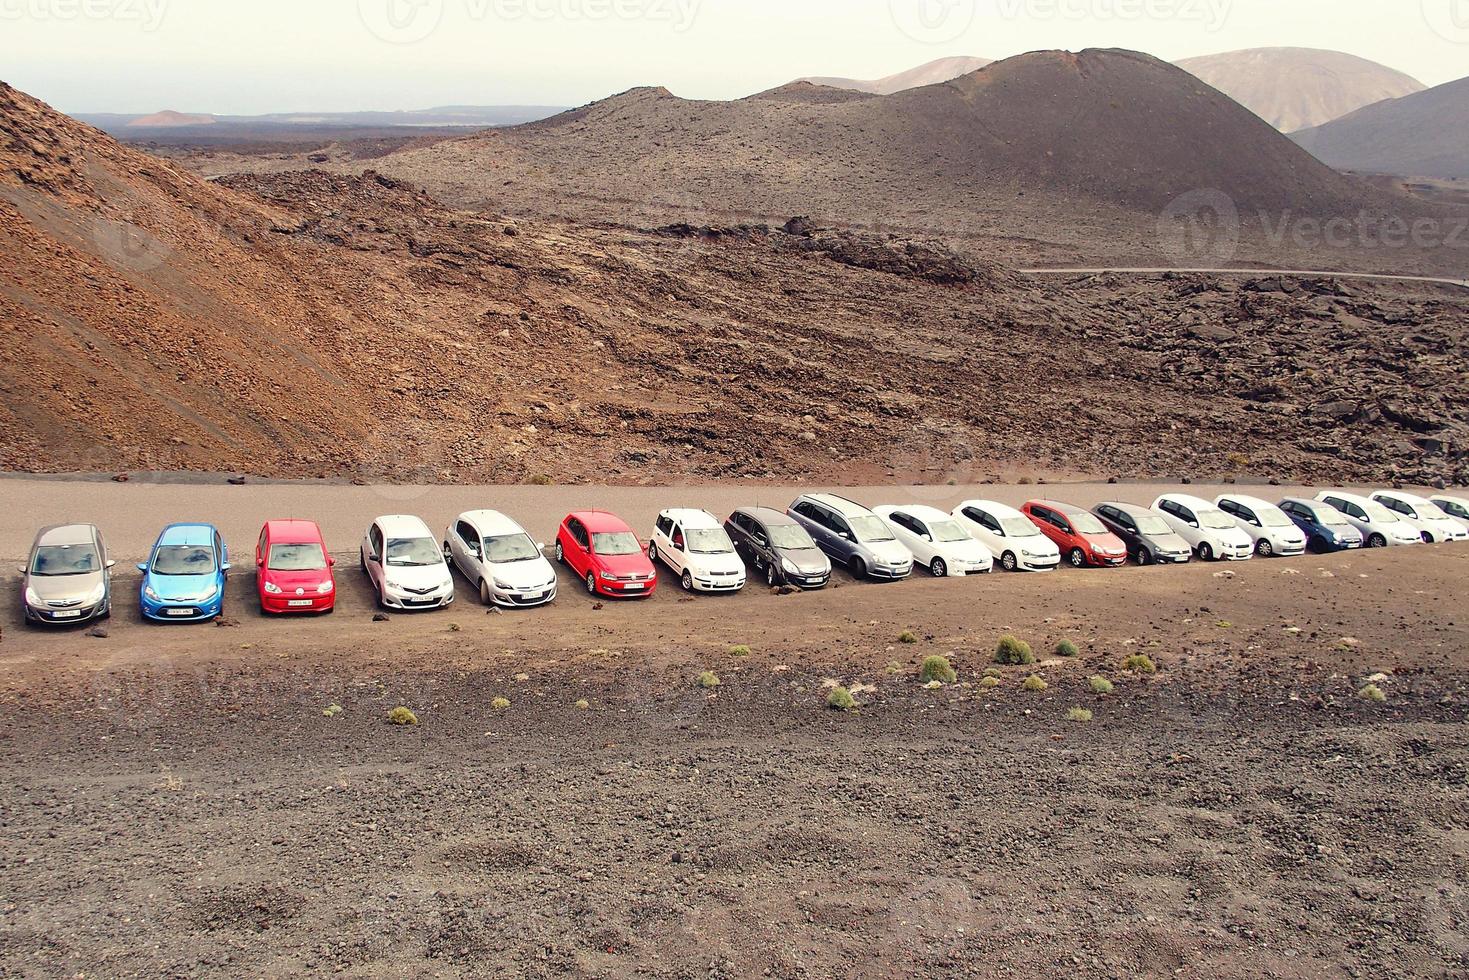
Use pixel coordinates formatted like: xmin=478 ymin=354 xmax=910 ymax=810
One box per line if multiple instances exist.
xmin=657 ymin=515 xmax=675 ymax=538
xmin=370 ymin=525 xmax=384 ymax=558
xmin=258 ymin=527 xmax=269 ymax=559
xmin=457 ymin=520 xmax=478 ymax=545
xmin=568 ymin=519 xmax=588 ymax=548
xmin=827 ymin=512 xmax=851 ymax=536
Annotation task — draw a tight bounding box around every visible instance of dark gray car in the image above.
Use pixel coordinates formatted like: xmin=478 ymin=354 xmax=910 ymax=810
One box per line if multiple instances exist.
xmin=21 ymin=524 xmax=114 ymax=625
xmin=787 ymin=493 xmax=914 ymax=581
xmin=724 ymin=507 xmax=831 ymax=589
xmin=1093 ymin=502 xmax=1193 ymax=566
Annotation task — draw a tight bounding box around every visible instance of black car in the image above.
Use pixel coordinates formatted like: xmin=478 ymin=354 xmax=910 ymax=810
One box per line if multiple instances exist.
xmin=1092 ymin=502 xmax=1193 ymax=566
xmin=724 ymin=507 xmax=832 ymax=589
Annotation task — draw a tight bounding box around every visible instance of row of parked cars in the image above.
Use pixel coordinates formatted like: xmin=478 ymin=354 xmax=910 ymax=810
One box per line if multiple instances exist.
xmin=18 ymin=489 xmax=1468 ymax=626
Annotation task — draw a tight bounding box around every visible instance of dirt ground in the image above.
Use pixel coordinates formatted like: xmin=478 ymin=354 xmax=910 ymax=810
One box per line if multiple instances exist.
xmin=1 ymin=481 xmax=1466 ymax=978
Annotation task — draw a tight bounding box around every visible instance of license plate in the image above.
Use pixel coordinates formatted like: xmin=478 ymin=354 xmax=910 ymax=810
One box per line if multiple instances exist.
xmin=166 ymin=608 xmax=195 ymax=617
xmin=622 ymin=583 xmax=645 ymax=591
xmin=52 ymin=610 xmax=82 ymax=619
xmin=288 ymin=600 xmax=313 ymax=607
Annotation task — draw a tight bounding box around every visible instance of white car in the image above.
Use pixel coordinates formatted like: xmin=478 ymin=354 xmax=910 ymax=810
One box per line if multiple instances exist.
xmin=1152 ymin=494 xmax=1254 ymax=561
xmin=443 ymin=510 xmax=558 ymax=608
xmin=1315 ymin=492 xmax=1422 ymax=548
xmin=951 ymin=500 xmax=1060 ymax=572
xmin=874 ymin=504 xmax=994 ymax=577
xmin=1431 ymin=494 xmax=1469 ymax=526
xmin=649 ymin=509 xmax=747 ymax=593
xmin=1370 ymin=490 xmax=1469 ymax=544
xmin=361 ymin=515 xmax=455 ymax=610
xmin=1215 ymin=494 xmax=1308 ymax=558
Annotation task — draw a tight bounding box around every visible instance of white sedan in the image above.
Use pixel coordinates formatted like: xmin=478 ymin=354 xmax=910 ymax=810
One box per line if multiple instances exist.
xmin=951 ymin=500 xmax=1060 ymax=572
xmin=1371 ymin=490 xmax=1468 ymax=544
xmin=874 ymin=505 xmax=993 ymax=577
xmin=1315 ymin=491 xmax=1422 ymax=548
xmin=1431 ymin=494 xmax=1469 ymax=526
xmin=444 ymin=510 xmax=558 ymax=608
xmin=1215 ymin=494 xmax=1308 ymax=557
xmin=1152 ymin=494 xmax=1254 ymax=561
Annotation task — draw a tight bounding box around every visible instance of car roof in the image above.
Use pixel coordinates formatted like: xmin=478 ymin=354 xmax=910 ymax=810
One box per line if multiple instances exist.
xmin=568 ymin=510 xmax=633 ymax=533
xmin=1316 ymin=490 xmax=1372 ymax=505
xmin=374 ymin=515 xmax=434 ymax=538
xmin=957 ymin=499 xmax=1024 ymax=519
xmin=264 ymin=519 xmax=324 ymax=542
xmin=879 ymin=504 xmax=953 ymax=523
xmin=797 ymin=493 xmax=876 ymax=518
xmin=158 ymin=523 xmax=217 ymax=547
xmin=1280 ymin=497 xmax=1326 ymax=511
xmin=35 ymin=524 xmax=97 ymax=547
xmin=1371 ymin=489 xmax=1428 ymax=505
xmin=1155 ymin=493 xmax=1216 ymax=510
xmin=1216 ymin=493 xmax=1279 ymax=510
xmin=1028 ymin=499 xmax=1088 ymax=516
xmin=458 ymin=510 xmax=524 ymax=535
xmin=1431 ymin=493 xmax=1469 ymax=507
xmin=1096 ymin=502 xmax=1156 ymax=519
xmin=733 ymin=506 xmax=798 ymax=526
xmin=660 ymin=508 xmax=721 ymax=529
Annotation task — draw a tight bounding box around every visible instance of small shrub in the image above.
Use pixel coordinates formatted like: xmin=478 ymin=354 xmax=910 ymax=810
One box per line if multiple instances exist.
xmin=827 ymin=687 xmax=856 ymax=711
xmin=1022 ymin=675 xmax=1048 ymax=692
xmin=698 ymin=671 xmax=721 ymax=689
xmin=575 ymin=699 xmax=591 ymax=711
xmin=729 ymin=645 xmax=752 ymax=657
xmin=387 ymin=706 xmax=418 ymax=726
xmin=448 ymin=622 xmax=462 ymax=633
xmin=1088 ymin=676 xmax=1115 ymax=695
xmin=898 ymin=631 xmax=919 ymax=645
xmin=528 ymin=474 xmax=553 ymax=486
xmin=983 ymin=667 xmax=1002 ymax=679
xmin=923 ymin=680 xmax=944 ymax=691
xmin=492 ymin=697 xmax=511 ymax=710
xmin=1123 ymin=654 xmax=1158 ymax=674
xmin=1226 ymin=452 xmax=1250 ymax=470
xmin=322 ymin=704 xmax=343 ymax=718
xmin=979 ymin=676 xmax=1001 ymax=689
xmin=1216 ymin=621 xmax=1233 ymax=630
xmin=920 ymin=655 xmax=957 ymax=684
xmin=1018 ymin=476 xmax=1034 ymax=486
xmin=885 ymin=661 xmax=903 ymax=675
xmin=1055 ymin=640 xmax=1080 ymax=658
xmin=995 ymin=636 xmax=1036 ymax=666
xmin=1358 ymin=684 xmax=1386 ymax=703
xmin=1067 ymin=707 xmax=1094 ymax=722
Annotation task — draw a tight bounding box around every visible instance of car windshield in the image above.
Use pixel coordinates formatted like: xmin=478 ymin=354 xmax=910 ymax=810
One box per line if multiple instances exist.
xmin=929 ymin=520 xmax=973 ymax=544
xmin=269 ymin=543 xmax=327 ymax=571
xmin=484 ymin=533 xmax=540 ymax=563
xmin=767 ymin=524 xmax=817 ymax=550
xmin=593 ymin=531 xmax=642 ymax=556
xmin=1313 ymin=507 xmax=1350 ymax=527
xmin=1070 ymin=512 xmax=1109 ymax=535
xmin=1133 ymin=514 xmax=1171 ymax=536
xmin=849 ymin=515 xmax=895 ymax=543
xmin=1420 ymin=502 xmax=1455 ymax=521
xmin=685 ymin=528 xmax=735 ymax=554
xmin=31 ymin=544 xmax=100 ymax=576
xmin=1256 ymin=506 xmax=1293 ymax=528
xmin=1362 ymin=502 xmax=1400 ymax=523
xmin=1000 ymin=517 xmax=1042 ymax=538
xmin=152 ymin=545 xmax=215 ymax=576
xmin=386 ymin=537 xmax=441 ymax=567
xmin=1199 ymin=509 xmax=1237 ymax=530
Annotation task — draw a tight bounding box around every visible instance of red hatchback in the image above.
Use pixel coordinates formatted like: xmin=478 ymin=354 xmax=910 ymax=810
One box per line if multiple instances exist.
xmin=255 ymin=520 xmax=337 ymax=614
xmin=1022 ymin=501 xmax=1128 ymax=569
xmin=555 ymin=512 xmax=658 ymax=598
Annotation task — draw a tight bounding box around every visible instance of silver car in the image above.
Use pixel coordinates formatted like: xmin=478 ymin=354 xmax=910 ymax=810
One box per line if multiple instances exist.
xmin=21 ymin=524 xmax=114 ymax=625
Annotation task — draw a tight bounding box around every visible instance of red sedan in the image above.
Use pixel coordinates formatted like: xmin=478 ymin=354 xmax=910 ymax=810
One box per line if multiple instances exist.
xmin=555 ymin=512 xmax=658 ymax=598
xmin=1022 ymin=501 xmax=1128 ymax=569
xmin=255 ymin=520 xmax=337 ymax=614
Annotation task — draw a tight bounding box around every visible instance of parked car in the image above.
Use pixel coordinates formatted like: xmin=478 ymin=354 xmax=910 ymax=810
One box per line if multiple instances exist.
xmin=950 ymin=500 xmax=1060 ymax=572
xmin=138 ymin=523 xmax=230 ymax=622
xmin=1314 ymin=492 xmax=1422 ymax=548
xmin=874 ymin=504 xmax=993 ymax=577
xmin=360 ymin=515 xmax=455 ymax=610
xmin=255 ymin=520 xmax=336 ymax=614
xmin=1430 ymin=494 xmax=1469 ymax=525
xmin=1151 ymin=494 xmax=1253 ymax=561
xmin=787 ymin=493 xmax=914 ymax=581
xmin=1278 ymin=498 xmax=1364 ymax=553
xmin=555 ymin=511 xmax=657 ymax=598
xmin=724 ymin=506 xmax=831 ymax=589
xmin=1092 ymin=503 xmax=1192 ymax=565
xmin=649 ymin=509 xmax=747 ymax=593
xmin=1370 ymin=490 xmax=1469 ymax=543
xmin=20 ymin=524 xmax=114 ymax=625
xmin=1021 ymin=500 xmax=1128 ymax=568
xmin=1215 ymin=494 xmax=1308 ymax=558
xmin=444 ymin=510 xmax=557 ymax=608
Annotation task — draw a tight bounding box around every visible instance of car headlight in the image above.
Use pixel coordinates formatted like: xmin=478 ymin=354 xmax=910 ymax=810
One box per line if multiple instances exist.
xmin=24 ymin=587 xmax=41 ymax=606
xmin=493 ymin=578 xmax=512 ymax=590
xmin=144 ymin=585 xmax=160 ymax=601
xmin=201 ymin=585 xmax=219 ymax=601
xmin=317 ymin=581 xmax=334 ymax=594
xmin=263 ymin=581 xmax=283 ymax=594
xmin=386 ymin=580 xmax=402 ymax=591
xmin=601 ymin=571 xmax=618 ymax=581
xmin=781 ymin=558 xmax=798 ymax=575
xmin=85 ymin=582 xmax=106 ymax=604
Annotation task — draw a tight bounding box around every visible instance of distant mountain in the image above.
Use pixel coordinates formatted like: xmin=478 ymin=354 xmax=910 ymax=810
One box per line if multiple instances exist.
xmin=1291 ymin=75 xmax=1469 ymax=179
xmin=1174 ymin=47 xmax=1424 ymax=131
xmin=77 ymin=105 xmax=566 ymax=135
xmin=796 ymin=56 xmax=992 ymax=95
xmin=127 ymin=110 xmax=215 ymax=128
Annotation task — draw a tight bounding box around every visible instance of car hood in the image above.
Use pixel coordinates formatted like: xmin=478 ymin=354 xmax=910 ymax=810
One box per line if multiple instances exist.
xmin=775 ymin=547 xmax=830 ymax=574
xmin=1145 ymin=532 xmax=1193 ymax=554
xmin=28 ymin=572 xmax=105 ymax=602
xmin=487 ymin=556 xmax=557 ymax=588
xmin=382 ymin=563 xmax=453 ymax=589
xmin=263 ymin=567 xmax=334 ymax=591
xmin=1013 ymin=534 xmax=1059 ymax=556
xmin=145 ymin=572 xmax=219 ymax=600
xmin=1082 ymin=533 xmax=1127 ymax=553
xmin=939 ymin=538 xmax=993 ymax=562
xmin=595 ymin=551 xmax=656 ymax=577
xmin=1213 ymin=527 xmax=1253 ymax=547
xmin=1264 ymin=525 xmax=1307 ymax=542
xmin=684 ymin=551 xmax=746 ymax=575
xmin=864 ymin=540 xmax=913 ymax=565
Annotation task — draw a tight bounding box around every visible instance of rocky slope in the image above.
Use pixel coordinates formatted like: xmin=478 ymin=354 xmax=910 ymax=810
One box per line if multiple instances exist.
xmin=796 ymin=56 xmax=993 ymax=95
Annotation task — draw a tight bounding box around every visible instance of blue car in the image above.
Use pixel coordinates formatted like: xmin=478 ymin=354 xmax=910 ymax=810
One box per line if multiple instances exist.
xmin=1278 ymin=499 xmax=1364 ymax=554
xmin=137 ymin=523 xmax=230 ymax=622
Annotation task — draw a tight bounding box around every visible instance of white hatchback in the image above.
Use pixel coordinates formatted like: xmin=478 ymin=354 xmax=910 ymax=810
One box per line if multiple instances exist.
xmin=1430 ymin=494 xmax=1469 ymax=526
xmin=1152 ymin=494 xmax=1254 ymax=561
xmin=1315 ymin=491 xmax=1422 ymax=548
xmin=951 ymin=500 xmax=1059 ymax=572
xmin=1215 ymin=494 xmax=1308 ymax=558
xmin=444 ymin=510 xmax=558 ymax=608
xmin=1370 ymin=490 xmax=1469 ymax=544
xmin=649 ymin=509 xmax=747 ymax=593
xmin=874 ymin=505 xmax=993 ymax=577
xmin=361 ymin=515 xmax=455 ymax=611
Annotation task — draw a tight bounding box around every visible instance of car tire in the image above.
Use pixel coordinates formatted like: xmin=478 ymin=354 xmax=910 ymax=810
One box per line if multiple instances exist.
xmin=479 ymin=579 xmax=493 ymax=606
xmin=1256 ymin=539 xmax=1274 ymax=558
xmin=765 ymin=564 xmax=777 ymax=587
xmin=1136 ymin=548 xmax=1152 ymax=566
xmin=1068 ymin=548 xmax=1086 ymax=568
xmin=1197 ymin=543 xmax=1214 ymax=562
xmin=648 ymin=541 xmax=659 ymax=563
xmin=1309 ymin=535 xmax=1327 ymax=554
xmin=1367 ymin=534 xmax=1387 ymax=549
xmin=585 ymin=572 xmax=597 ymax=595
xmin=681 ymin=570 xmax=694 ymax=591
xmin=930 ymin=558 xmax=948 ymax=578
xmin=849 ymin=556 xmax=867 ymax=579
xmin=1001 ymin=551 xmax=1018 ymax=572
xmin=1422 ymin=532 xmax=1435 ymax=544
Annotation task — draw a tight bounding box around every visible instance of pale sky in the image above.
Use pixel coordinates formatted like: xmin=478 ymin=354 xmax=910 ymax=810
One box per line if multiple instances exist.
xmin=3 ymin=0 xmax=1466 ymax=114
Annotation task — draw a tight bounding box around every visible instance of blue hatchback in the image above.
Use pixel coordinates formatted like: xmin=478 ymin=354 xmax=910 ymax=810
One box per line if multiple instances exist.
xmin=138 ymin=523 xmax=230 ymax=622
xmin=1278 ymin=499 xmax=1364 ymax=554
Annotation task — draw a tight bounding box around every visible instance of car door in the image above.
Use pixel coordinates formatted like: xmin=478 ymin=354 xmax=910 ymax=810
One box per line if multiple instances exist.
xmin=364 ymin=523 xmax=386 ymax=591
xmin=451 ymin=518 xmax=481 ymax=578
xmin=899 ymin=512 xmax=936 ymax=565
xmin=797 ymin=502 xmax=835 ymax=556
xmin=961 ymin=506 xmax=1001 ymax=553
xmin=824 ymin=509 xmax=858 ymax=563
xmin=748 ymin=519 xmax=778 ymax=572
xmin=563 ymin=518 xmax=591 ymax=578
xmin=216 ymin=530 xmax=229 ymax=581
xmin=665 ymin=521 xmax=689 ymax=577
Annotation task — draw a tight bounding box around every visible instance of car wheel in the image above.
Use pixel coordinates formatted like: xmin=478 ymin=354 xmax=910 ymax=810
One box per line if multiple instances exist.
xmin=1197 ymin=543 xmax=1214 ymax=562
xmin=765 ymin=564 xmax=777 ymax=587
xmin=648 ymin=541 xmax=659 ymax=563
xmin=1367 ymin=534 xmax=1387 ymax=549
xmin=930 ymin=557 xmax=948 ymax=578
xmin=1001 ymin=551 xmax=1018 ymax=572
xmin=849 ymin=556 xmax=867 ymax=579
xmin=1308 ymin=535 xmax=1327 ymax=554
xmin=1256 ymin=539 xmax=1274 ymax=558
xmin=1068 ymin=548 xmax=1086 ymax=568
xmin=479 ymin=579 xmax=493 ymax=606
xmin=585 ymin=572 xmax=598 ymax=594
xmin=443 ymin=541 xmax=453 ymax=561
xmin=1422 ymin=532 xmax=1435 ymax=544
xmin=1136 ymin=548 xmax=1152 ymax=566
xmin=360 ymin=550 xmax=368 ymax=574
xmin=681 ymin=570 xmax=694 ymax=591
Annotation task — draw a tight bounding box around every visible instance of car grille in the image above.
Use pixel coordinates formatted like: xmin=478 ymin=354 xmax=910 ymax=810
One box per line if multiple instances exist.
xmin=609 ymin=574 xmax=654 ymax=582
xmin=402 ymin=585 xmax=438 ymax=596
xmin=46 ymin=598 xmax=84 ymax=608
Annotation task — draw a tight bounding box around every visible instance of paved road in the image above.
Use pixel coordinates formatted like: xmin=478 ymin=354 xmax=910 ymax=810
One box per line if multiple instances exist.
xmin=1019 ymin=267 xmax=1469 ymax=290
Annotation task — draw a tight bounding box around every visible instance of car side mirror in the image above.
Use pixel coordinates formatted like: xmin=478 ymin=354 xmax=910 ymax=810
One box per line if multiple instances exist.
xmin=257 ymin=556 xmax=265 ymax=566
xmin=923 ymin=533 xmax=933 ymax=542
xmin=1188 ymin=521 xmax=1199 ymax=529
xmin=221 ymin=562 xmax=232 ymax=572
xmin=136 ymin=562 xmax=148 ymax=572
xmin=17 ymin=565 xmax=26 ymax=575
xmin=105 ymin=559 xmax=117 ymax=569
xmin=537 ymin=542 xmax=546 ymax=552
xmin=327 ymin=557 xmax=336 ymax=566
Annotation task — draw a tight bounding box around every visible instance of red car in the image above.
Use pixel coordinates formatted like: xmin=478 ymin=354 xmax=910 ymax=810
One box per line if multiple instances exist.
xmin=1022 ymin=501 xmax=1128 ymax=569
xmin=555 ymin=511 xmax=658 ymax=598
xmin=255 ymin=520 xmax=336 ymax=614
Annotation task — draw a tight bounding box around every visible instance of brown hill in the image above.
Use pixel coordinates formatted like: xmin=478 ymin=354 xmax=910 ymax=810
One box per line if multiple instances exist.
xmin=1291 ymin=75 xmax=1469 ymax=180
xmin=1175 ymin=48 xmax=1424 ymax=132
xmin=2 ymin=80 xmax=1466 ymax=486
xmin=126 ymin=110 xmax=217 ymax=127
xmin=797 ymin=56 xmax=993 ymax=95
